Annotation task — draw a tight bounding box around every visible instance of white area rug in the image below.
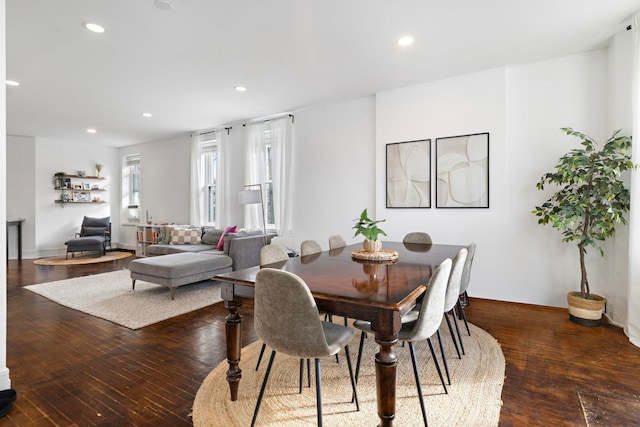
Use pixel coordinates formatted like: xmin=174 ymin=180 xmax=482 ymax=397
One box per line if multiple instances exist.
xmin=24 ymin=269 xmax=222 ymax=329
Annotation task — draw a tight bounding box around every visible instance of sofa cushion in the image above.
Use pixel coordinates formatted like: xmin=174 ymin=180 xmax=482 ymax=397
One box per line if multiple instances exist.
xmin=171 ymin=228 xmax=201 ymax=245
xmin=129 ymin=252 xmax=232 ymax=279
xmin=217 ymin=225 xmax=238 ymax=250
xmin=201 ymin=227 xmax=223 ymax=246
xmin=83 ymin=226 xmax=107 ymax=236
xmin=146 ymin=243 xmax=217 ymax=256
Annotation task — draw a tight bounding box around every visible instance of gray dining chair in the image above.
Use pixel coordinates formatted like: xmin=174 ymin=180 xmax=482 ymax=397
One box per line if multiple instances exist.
xmin=328 ymin=235 xmax=347 ymax=250
xmin=352 ymin=258 xmax=452 ymax=427
xmin=301 ymin=239 xmax=323 ymax=256
xmin=403 ymin=232 xmax=433 ymax=245
xmin=439 ymin=248 xmax=468 ymax=384
xmin=251 ymin=268 xmax=359 ymax=427
xmin=260 ymin=244 xmax=289 ymax=266
xmin=255 ymin=244 xmax=292 ymax=371
xmin=457 ymin=242 xmax=477 ymax=336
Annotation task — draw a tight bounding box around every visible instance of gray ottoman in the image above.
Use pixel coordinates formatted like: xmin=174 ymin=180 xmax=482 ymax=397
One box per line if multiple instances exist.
xmin=129 ymin=252 xmax=233 ymax=300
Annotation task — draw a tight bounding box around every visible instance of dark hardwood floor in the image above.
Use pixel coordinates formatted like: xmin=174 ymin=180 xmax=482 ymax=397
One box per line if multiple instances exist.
xmin=4 ymin=255 xmax=640 ymax=426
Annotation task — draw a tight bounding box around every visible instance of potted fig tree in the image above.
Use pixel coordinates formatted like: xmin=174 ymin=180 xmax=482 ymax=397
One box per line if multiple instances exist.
xmin=533 ymin=128 xmax=635 ymax=325
xmin=352 ymin=208 xmax=387 ymax=253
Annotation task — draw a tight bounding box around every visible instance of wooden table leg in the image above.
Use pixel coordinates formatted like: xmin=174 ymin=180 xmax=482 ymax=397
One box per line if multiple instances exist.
xmin=375 ymin=333 xmax=398 ymax=427
xmin=225 ymin=298 xmax=243 ymax=401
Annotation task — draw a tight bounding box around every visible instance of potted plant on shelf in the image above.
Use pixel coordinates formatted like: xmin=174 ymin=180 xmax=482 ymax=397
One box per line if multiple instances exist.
xmin=532 ymin=127 xmax=636 ymax=325
xmin=352 ymin=208 xmax=387 ymax=253
xmin=52 ymin=171 xmax=66 ymax=189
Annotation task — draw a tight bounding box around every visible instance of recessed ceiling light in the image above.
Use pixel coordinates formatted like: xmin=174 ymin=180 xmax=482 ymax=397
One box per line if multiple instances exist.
xmin=235 ymin=86 xmax=247 ymax=92
xmin=142 ymin=112 xmax=153 ymax=118
xmin=397 ymin=36 xmax=414 ymax=47
xmin=154 ymin=0 xmax=173 ymax=10
xmin=5 ymin=80 xmax=20 ymax=86
xmin=87 ymin=128 xmax=97 ymax=134
xmin=83 ymin=22 xmax=105 ymax=33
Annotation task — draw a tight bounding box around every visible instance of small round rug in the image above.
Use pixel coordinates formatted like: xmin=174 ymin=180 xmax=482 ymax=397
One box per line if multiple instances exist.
xmin=33 ymin=251 xmax=133 ymax=266
xmin=193 ymin=322 xmax=504 ymax=426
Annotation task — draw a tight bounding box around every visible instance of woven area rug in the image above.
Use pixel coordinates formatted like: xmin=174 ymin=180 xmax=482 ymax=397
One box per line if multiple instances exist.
xmin=24 ymin=269 xmax=222 ymax=329
xmin=33 ymin=250 xmax=132 ymax=266
xmin=193 ymin=322 xmax=504 ymax=426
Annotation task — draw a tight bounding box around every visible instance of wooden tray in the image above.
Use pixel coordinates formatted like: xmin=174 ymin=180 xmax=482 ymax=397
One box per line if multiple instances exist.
xmin=351 ymin=249 xmax=399 ymax=262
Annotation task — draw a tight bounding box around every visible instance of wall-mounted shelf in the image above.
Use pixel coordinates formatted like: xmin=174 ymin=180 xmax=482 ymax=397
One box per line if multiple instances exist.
xmin=54 ymin=201 xmax=107 ymax=204
xmin=53 ymin=172 xmax=108 ymax=205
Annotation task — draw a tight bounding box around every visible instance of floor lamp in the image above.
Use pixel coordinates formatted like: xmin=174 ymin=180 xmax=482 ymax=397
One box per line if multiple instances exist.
xmin=238 ymin=184 xmax=267 ymax=245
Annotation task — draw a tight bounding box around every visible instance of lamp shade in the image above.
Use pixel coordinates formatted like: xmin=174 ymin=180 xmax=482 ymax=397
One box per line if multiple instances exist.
xmin=238 ymin=189 xmax=262 ymax=205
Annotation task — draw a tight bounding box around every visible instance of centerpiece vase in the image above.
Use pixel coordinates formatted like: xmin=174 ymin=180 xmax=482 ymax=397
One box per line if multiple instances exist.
xmin=363 ymin=239 xmax=382 ymax=253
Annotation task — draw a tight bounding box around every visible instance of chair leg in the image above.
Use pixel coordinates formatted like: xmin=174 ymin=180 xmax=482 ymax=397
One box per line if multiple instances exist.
xmin=436 ymin=329 xmax=451 ymax=385
xmin=315 ymin=358 xmax=323 ymax=427
xmin=307 ymin=359 xmax=311 ymax=387
xmin=444 ymin=312 xmax=462 ymax=359
xmin=299 ymin=358 xmax=304 ymax=394
xmin=344 ymin=345 xmax=359 ymax=411
xmin=408 ymin=342 xmax=428 ymax=427
xmin=251 ymin=350 xmax=277 ymax=427
xmin=426 ymin=337 xmax=447 ymax=394
xmin=256 ymin=343 xmax=267 ymax=371
xmin=354 ymin=331 xmax=366 ymax=383
xmin=457 ymin=299 xmax=471 ymax=336
xmin=451 ymin=306 xmax=466 ymax=355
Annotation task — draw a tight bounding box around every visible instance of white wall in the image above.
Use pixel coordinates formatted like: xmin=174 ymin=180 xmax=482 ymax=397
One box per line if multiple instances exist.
xmin=289 ymin=97 xmax=376 ymax=249
xmin=6 ymin=135 xmax=35 ymax=258
xmin=374 ymin=50 xmax=619 ymax=308
xmin=0 ymin=0 xmax=9 ymax=390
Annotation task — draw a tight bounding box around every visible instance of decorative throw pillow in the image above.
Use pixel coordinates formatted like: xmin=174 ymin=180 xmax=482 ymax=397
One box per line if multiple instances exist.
xmin=216 ymin=225 xmax=238 ymax=250
xmin=159 ymin=226 xmax=173 ymax=244
xmin=170 ymin=228 xmax=202 ymax=245
xmin=201 ymin=228 xmax=223 ymax=246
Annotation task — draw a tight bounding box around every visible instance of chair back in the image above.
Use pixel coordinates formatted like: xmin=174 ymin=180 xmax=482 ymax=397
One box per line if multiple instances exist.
xmin=406 ymin=258 xmax=452 ymax=341
xmin=260 ymin=244 xmax=289 ymax=266
xmin=80 ymin=216 xmax=110 ymax=238
xmin=254 ymin=268 xmax=332 ymax=358
xmin=443 ymin=248 xmax=468 ymax=311
xmin=300 ymin=240 xmax=322 ymax=256
xmin=403 ymin=232 xmax=432 ymax=245
xmin=459 ymin=242 xmax=477 ymax=295
xmin=328 ymin=235 xmax=347 ymax=250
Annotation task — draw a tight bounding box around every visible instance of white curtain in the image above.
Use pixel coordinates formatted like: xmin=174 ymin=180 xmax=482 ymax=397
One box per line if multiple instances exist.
xmin=244 ymin=116 xmax=294 ymax=235
xmin=190 ymin=133 xmax=204 ymax=226
xmin=627 ymin=14 xmax=640 ymax=347
xmin=216 ymin=130 xmax=231 ymax=228
xmin=271 ymin=116 xmax=294 ymax=236
xmin=245 ymin=122 xmax=267 ymax=231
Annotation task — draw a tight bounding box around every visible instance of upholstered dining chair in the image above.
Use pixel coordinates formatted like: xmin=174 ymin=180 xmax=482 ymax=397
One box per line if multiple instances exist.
xmin=260 ymin=244 xmax=289 ymax=266
xmin=353 ymin=258 xmax=452 ymax=427
xmin=439 ymin=248 xmax=468 ymax=384
xmin=300 ymin=239 xmax=323 ymax=256
xmin=255 ymin=244 xmax=292 ymax=371
xmin=328 ymin=235 xmax=347 ymax=250
xmin=457 ymin=242 xmax=477 ymax=336
xmin=403 ymin=232 xmax=433 ymax=245
xmin=251 ymin=268 xmax=360 ymax=427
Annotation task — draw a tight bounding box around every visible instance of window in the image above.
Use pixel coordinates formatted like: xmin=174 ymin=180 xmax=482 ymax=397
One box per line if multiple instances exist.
xmin=123 ymin=154 xmax=141 ymax=222
xmin=263 ymin=129 xmax=275 ymax=228
xmin=200 ymin=135 xmax=218 ymax=225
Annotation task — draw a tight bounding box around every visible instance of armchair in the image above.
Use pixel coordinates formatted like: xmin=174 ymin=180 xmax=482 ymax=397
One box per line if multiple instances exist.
xmin=64 ymin=216 xmax=111 ymax=259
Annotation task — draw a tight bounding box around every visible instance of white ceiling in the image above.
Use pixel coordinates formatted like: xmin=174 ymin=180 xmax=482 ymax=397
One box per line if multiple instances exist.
xmin=6 ymin=0 xmax=640 ymax=147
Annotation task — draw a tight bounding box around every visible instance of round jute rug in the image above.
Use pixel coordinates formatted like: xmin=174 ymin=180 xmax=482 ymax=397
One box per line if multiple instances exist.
xmin=33 ymin=251 xmax=133 ymax=266
xmin=193 ymin=322 xmax=504 ymax=426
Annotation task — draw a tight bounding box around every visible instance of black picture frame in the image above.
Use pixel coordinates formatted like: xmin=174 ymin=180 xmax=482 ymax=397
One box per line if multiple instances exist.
xmin=435 ymin=132 xmax=489 ymax=208
xmin=386 ymin=139 xmax=431 ymax=208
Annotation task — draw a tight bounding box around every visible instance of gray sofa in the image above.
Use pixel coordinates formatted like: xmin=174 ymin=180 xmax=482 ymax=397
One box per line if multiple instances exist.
xmin=146 ymin=227 xmax=266 ymax=271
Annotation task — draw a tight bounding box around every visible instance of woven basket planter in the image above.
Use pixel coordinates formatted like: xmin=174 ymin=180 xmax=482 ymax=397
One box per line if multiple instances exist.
xmin=363 ymin=239 xmax=382 ymax=253
xmin=567 ymin=291 xmax=605 ymax=326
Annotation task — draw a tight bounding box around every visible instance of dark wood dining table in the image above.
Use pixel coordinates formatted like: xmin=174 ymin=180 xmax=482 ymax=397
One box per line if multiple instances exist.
xmin=214 ymin=241 xmax=464 ymax=427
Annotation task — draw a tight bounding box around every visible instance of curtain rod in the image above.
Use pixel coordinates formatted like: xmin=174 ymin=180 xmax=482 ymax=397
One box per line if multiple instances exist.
xmin=242 ymin=114 xmax=294 ymax=126
xmin=192 ymin=126 xmax=233 ymax=137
